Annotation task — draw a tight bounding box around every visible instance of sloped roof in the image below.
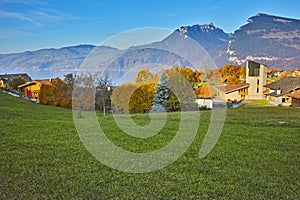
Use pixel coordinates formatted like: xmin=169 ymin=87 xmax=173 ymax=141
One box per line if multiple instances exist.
xmin=17 ymin=78 xmax=66 ymax=88
xmin=34 ymin=79 xmax=52 ymax=86
xmin=264 ymin=76 xmax=300 ymax=95
xmin=0 ymin=73 xmax=31 ymax=82
xmin=267 ymin=68 xmax=284 ymax=73
xmin=288 ymin=92 xmax=300 ymax=99
xmin=217 ymin=82 xmax=250 ymax=94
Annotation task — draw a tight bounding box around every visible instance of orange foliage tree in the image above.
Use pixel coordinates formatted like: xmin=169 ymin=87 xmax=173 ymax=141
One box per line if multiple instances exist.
xmin=52 ymin=79 xmax=72 ymax=108
xmin=39 ymin=84 xmax=54 ymax=105
xmin=220 ymin=64 xmax=246 ymax=85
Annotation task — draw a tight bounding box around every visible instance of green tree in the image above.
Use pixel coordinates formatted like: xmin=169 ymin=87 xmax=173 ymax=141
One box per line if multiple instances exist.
xmin=152 ymin=71 xmax=172 ymax=112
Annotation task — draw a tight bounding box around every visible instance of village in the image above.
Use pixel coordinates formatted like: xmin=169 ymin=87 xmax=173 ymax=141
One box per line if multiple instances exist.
xmin=1 ymin=60 xmax=300 ymax=111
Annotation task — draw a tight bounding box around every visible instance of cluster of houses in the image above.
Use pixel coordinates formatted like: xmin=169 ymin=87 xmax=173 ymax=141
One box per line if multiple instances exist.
xmin=216 ymin=60 xmax=300 ymax=107
xmin=1 ymin=60 xmax=300 ymax=108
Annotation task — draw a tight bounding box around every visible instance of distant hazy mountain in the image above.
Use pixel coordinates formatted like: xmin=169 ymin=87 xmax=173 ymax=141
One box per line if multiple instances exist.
xmin=0 ymin=44 xmax=95 ymax=72
xmin=227 ymin=13 xmax=300 ymax=69
xmin=0 ymin=13 xmax=299 ymax=79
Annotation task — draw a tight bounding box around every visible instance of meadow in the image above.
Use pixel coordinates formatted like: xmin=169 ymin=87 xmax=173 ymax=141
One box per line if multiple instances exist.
xmin=0 ymin=91 xmax=299 ymax=199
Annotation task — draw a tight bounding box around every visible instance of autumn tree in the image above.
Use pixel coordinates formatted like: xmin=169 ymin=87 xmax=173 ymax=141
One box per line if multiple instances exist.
xmin=39 ymin=84 xmax=54 ymax=105
xmin=53 ymin=79 xmax=72 ymax=108
xmin=9 ymin=76 xmax=26 ymax=91
xmin=220 ymin=64 xmax=246 ymax=85
xmin=111 ymin=83 xmax=137 ymax=114
xmin=196 ymin=85 xmax=215 ymax=99
xmin=129 ymin=83 xmax=155 ymax=113
xmin=134 ymin=67 xmax=154 ymax=85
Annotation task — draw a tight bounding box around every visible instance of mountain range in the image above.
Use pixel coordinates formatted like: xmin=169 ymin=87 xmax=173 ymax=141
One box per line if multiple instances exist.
xmin=0 ymin=13 xmax=299 ymax=79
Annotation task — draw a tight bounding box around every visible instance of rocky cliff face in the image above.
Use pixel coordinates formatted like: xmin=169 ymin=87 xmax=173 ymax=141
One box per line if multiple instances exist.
xmin=227 ymin=13 xmax=300 ymax=69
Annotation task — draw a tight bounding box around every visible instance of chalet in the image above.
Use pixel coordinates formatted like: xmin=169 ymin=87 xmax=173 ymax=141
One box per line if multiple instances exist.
xmin=18 ymin=78 xmax=66 ymax=99
xmin=288 ymin=92 xmax=300 ymax=107
xmin=264 ymin=76 xmax=300 ymax=106
xmin=217 ymin=82 xmax=250 ymax=102
xmin=0 ymin=73 xmax=31 ymax=89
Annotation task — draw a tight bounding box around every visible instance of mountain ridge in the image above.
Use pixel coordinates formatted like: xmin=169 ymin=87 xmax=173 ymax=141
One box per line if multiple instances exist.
xmin=0 ymin=13 xmax=299 ymax=78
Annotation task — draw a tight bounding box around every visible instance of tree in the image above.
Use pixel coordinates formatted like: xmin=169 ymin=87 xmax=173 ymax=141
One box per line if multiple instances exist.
xmin=152 ymin=71 xmax=172 ymax=112
xmin=9 ymin=76 xmax=26 ymax=91
xmin=196 ymin=85 xmax=215 ymax=99
xmin=53 ymin=78 xmax=72 ymax=108
xmin=220 ymin=64 xmax=246 ymax=85
xmin=111 ymin=83 xmax=137 ymax=114
xmin=179 ymin=67 xmax=196 ymax=84
xmin=64 ymin=73 xmax=76 ymax=85
xmin=39 ymin=84 xmax=54 ymax=105
xmin=129 ymin=83 xmax=155 ymax=113
xmin=95 ymin=71 xmax=112 ymax=114
xmin=134 ymin=67 xmax=154 ymax=85
xmin=167 ymin=68 xmax=197 ymax=111
xmin=39 ymin=78 xmax=72 ymax=108
xmin=72 ymin=73 xmax=96 ymax=111
xmin=202 ymin=66 xmax=213 ymax=83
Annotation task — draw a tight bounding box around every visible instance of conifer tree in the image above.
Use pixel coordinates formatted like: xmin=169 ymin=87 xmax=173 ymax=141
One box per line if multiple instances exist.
xmin=152 ymin=71 xmax=172 ymax=112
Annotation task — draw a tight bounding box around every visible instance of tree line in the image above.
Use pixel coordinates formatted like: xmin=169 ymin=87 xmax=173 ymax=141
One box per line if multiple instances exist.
xmin=1 ymin=64 xmax=246 ymax=113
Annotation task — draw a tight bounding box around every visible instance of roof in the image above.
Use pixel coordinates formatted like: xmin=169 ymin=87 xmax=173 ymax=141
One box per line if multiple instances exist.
xmin=288 ymin=92 xmax=300 ymax=99
xmin=0 ymin=73 xmax=31 ymax=82
xmin=264 ymin=76 xmax=300 ymax=95
xmin=18 ymin=78 xmax=66 ymax=88
xmin=267 ymin=68 xmax=284 ymax=73
xmin=263 ymin=88 xmax=270 ymax=95
xmin=217 ymin=82 xmax=250 ymax=94
xmin=34 ymin=79 xmax=52 ymax=86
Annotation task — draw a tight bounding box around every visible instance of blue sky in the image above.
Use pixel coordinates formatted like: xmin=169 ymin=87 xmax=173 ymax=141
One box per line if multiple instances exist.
xmin=0 ymin=0 xmax=300 ymax=53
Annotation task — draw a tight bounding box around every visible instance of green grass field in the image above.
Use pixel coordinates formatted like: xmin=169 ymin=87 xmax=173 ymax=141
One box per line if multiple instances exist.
xmin=0 ymin=91 xmax=299 ymax=199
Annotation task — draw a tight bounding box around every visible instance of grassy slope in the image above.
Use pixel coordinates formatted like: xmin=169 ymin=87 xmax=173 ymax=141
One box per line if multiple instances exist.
xmin=0 ymin=91 xmax=299 ymax=199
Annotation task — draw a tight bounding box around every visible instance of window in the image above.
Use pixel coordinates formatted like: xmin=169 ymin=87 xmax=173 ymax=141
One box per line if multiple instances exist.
xmin=254 ymin=69 xmax=260 ymax=76
xmin=248 ymin=61 xmax=260 ymax=76
xmin=257 ymin=88 xmax=259 ymax=93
